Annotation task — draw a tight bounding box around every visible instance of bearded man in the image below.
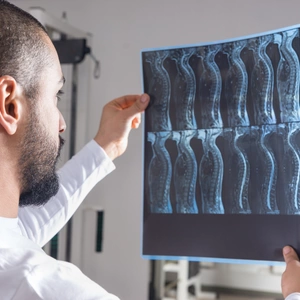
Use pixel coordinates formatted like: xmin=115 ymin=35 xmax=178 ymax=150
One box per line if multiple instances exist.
xmin=0 ymin=1 xmax=149 ymax=299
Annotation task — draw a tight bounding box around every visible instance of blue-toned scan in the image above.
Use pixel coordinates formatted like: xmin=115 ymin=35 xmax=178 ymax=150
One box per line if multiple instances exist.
xmin=142 ymin=26 xmax=300 ymax=215
xmin=278 ymin=123 xmax=300 ymax=214
xmin=248 ymin=35 xmax=277 ymax=125
xmin=197 ymin=128 xmax=224 ymax=214
xmin=223 ymin=40 xmax=250 ymax=128
xmin=275 ymin=29 xmax=300 ymax=123
xmin=172 ymin=130 xmax=198 ymax=213
xmin=197 ymin=45 xmax=223 ymax=129
xmin=144 ymin=51 xmax=172 ymax=132
xmin=250 ymin=125 xmax=279 ymax=214
xmin=170 ymin=48 xmax=197 ymax=131
xmin=147 ymin=132 xmax=173 ymax=213
xmin=223 ymin=127 xmax=251 ymax=214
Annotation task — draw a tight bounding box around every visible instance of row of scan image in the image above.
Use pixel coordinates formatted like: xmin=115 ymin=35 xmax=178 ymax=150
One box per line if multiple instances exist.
xmin=143 ymin=28 xmax=300 ymax=132
xmin=145 ymin=123 xmax=300 ymax=215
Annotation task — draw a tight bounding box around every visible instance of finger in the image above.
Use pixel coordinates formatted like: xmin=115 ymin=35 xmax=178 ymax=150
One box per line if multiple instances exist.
xmin=132 ymin=113 xmax=141 ymax=128
xmin=123 ymin=94 xmax=150 ymax=119
xmin=283 ymin=246 xmax=300 ymax=264
xmin=112 ymin=94 xmax=144 ymax=110
xmin=132 ymin=112 xmax=141 ymax=128
xmin=132 ymin=118 xmax=140 ymax=129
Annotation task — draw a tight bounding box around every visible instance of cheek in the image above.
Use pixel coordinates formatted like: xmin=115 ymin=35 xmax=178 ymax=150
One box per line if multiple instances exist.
xmin=44 ymin=108 xmax=61 ymax=136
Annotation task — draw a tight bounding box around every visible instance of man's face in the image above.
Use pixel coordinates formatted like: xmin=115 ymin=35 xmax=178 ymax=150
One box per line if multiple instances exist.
xmin=19 ymin=36 xmax=66 ymax=207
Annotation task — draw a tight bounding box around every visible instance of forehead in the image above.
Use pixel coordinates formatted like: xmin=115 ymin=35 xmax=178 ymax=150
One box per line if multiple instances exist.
xmin=42 ymin=35 xmax=64 ymax=83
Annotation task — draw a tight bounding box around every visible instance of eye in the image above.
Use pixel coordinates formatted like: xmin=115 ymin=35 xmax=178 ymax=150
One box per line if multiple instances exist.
xmin=56 ymin=90 xmax=64 ymax=102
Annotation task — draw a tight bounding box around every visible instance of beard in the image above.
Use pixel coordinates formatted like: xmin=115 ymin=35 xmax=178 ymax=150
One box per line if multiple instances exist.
xmin=18 ymin=109 xmax=65 ymax=207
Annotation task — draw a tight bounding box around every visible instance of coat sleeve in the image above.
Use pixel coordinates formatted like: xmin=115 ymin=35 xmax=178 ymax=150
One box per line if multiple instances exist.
xmin=286 ymin=293 xmax=300 ymax=300
xmin=17 ymin=140 xmax=115 ymax=247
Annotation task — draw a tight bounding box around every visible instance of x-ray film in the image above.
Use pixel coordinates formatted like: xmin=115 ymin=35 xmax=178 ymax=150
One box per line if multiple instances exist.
xmin=141 ymin=25 xmax=300 ymax=264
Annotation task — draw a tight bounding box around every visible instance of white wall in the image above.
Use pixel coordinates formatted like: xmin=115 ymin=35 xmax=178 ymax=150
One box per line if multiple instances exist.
xmin=10 ymin=0 xmax=300 ymax=299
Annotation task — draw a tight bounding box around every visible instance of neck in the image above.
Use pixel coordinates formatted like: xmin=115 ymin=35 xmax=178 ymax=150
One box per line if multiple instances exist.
xmin=0 ymin=153 xmax=20 ymax=218
xmin=0 ymin=180 xmax=19 ymax=218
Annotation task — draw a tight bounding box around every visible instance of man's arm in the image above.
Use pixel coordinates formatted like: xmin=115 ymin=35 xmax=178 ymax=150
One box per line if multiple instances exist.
xmin=18 ymin=94 xmax=150 ymax=246
xmin=282 ymin=246 xmax=300 ymax=300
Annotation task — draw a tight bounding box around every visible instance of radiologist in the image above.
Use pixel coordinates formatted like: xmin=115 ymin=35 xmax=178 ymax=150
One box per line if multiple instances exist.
xmin=0 ymin=1 xmax=149 ymax=299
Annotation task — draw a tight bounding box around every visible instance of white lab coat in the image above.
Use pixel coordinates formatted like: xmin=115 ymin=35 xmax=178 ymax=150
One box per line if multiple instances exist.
xmin=286 ymin=294 xmax=300 ymax=300
xmin=0 ymin=140 xmax=120 ymax=300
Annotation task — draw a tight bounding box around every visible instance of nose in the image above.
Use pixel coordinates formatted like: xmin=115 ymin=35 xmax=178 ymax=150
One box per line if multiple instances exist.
xmin=59 ymin=111 xmax=67 ymax=133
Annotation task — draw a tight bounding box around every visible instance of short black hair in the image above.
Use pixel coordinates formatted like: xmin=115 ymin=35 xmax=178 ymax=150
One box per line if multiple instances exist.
xmin=0 ymin=0 xmax=51 ymax=100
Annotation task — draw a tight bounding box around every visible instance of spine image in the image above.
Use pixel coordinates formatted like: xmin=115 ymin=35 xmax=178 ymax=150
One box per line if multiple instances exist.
xmin=278 ymin=123 xmax=300 ymax=214
xmin=223 ymin=127 xmax=251 ymax=213
xmin=197 ymin=44 xmax=223 ymax=129
xmin=147 ymin=132 xmax=173 ymax=213
xmin=275 ymin=29 xmax=300 ymax=123
xmin=143 ymin=27 xmax=300 ymax=216
xmin=248 ymin=35 xmax=276 ymax=125
xmin=223 ymin=40 xmax=250 ymax=127
xmin=145 ymin=51 xmax=172 ymax=132
xmin=197 ymin=128 xmax=224 ymax=214
xmin=251 ymin=126 xmax=279 ymax=214
xmin=171 ymin=48 xmax=197 ymax=131
xmin=172 ymin=130 xmax=199 ymax=213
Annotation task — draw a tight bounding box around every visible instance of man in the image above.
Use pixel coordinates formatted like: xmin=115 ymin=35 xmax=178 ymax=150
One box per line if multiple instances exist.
xmin=0 ymin=0 xmax=149 ymax=299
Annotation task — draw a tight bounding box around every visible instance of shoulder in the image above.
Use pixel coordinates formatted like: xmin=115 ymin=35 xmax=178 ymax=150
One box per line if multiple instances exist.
xmin=0 ymin=248 xmax=120 ymax=300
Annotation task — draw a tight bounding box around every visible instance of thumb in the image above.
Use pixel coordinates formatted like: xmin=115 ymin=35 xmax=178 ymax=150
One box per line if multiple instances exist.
xmin=283 ymin=246 xmax=299 ymax=264
xmin=124 ymin=94 xmax=150 ymax=119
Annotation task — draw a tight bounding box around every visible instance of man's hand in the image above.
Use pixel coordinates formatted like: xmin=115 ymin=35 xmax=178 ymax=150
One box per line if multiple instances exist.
xmin=94 ymin=94 xmax=150 ymax=161
xmin=282 ymin=246 xmax=300 ymax=298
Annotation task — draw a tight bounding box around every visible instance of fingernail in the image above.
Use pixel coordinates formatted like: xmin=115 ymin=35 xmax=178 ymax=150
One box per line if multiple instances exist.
xmin=283 ymin=246 xmax=291 ymax=255
xmin=140 ymin=94 xmax=148 ymax=103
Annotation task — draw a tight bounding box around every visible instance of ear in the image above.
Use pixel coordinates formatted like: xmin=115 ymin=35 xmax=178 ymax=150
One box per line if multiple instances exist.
xmin=0 ymin=76 xmax=22 ymax=135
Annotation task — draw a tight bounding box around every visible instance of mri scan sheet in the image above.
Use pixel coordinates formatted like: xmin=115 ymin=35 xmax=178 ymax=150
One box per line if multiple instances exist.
xmin=141 ymin=25 xmax=300 ymax=264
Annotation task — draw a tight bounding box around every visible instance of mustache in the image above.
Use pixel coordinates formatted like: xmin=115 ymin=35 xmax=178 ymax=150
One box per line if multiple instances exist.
xmin=55 ymin=136 xmax=65 ymax=163
xmin=59 ymin=136 xmax=65 ymax=152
